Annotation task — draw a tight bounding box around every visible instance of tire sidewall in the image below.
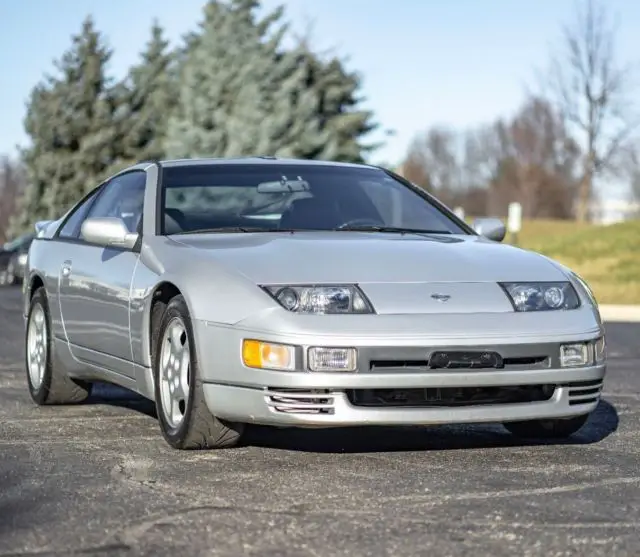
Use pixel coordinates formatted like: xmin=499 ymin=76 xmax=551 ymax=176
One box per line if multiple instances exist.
xmin=25 ymin=288 xmax=54 ymax=405
xmin=153 ymin=296 xmax=199 ymax=446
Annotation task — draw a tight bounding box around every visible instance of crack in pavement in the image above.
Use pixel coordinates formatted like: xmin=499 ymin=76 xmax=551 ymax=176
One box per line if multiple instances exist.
xmin=379 ymin=476 xmax=640 ymax=503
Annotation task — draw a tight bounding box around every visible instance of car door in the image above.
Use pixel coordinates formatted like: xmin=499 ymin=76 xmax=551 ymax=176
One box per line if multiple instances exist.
xmin=57 ymin=170 xmax=146 ymax=378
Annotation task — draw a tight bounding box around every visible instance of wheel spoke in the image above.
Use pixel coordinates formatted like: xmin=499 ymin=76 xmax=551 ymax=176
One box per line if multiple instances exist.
xmin=170 ymin=322 xmax=184 ymax=348
xmin=27 ymin=304 xmax=47 ymax=390
xmin=170 ymin=394 xmax=182 ymax=423
xmin=159 ymin=317 xmax=191 ymax=429
xmin=179 ymin=346 xmax=190 ymax=395
xmin=34 ymin=310 xmax=44 ymax=330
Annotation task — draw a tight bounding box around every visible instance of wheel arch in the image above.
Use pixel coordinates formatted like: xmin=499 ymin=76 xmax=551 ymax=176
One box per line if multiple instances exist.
xmin=28 ymin=274 xmax=45 ymax=299
xmin=23 ymin=273 xmax=45 ymax=319
xmin=145 ymin=280 xmax=191 ymax=368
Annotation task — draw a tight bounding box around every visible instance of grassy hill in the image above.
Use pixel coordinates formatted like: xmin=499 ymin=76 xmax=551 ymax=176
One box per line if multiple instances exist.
xmin=507 ymin=219 xmax=640 ymax=305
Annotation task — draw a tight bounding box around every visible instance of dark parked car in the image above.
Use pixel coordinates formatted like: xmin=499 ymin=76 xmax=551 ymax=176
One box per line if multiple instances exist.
xmin=0 ymin=233 xmax=35 ymax=286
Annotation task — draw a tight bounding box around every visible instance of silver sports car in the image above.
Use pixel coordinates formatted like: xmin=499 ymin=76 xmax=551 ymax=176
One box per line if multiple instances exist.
xmin=23 ymin=157 xmax=607 ymax=450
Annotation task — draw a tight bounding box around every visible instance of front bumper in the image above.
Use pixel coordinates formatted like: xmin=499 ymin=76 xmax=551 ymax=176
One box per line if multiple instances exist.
xmin=202 ymin=373 xmax=604 ymax=427
xmin=194 ymin=312 xmax=606 ymax=428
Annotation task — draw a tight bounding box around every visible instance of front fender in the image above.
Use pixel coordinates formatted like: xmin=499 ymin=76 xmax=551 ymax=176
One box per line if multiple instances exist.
xmin=131 ymin=239 xmax=280 ymax=368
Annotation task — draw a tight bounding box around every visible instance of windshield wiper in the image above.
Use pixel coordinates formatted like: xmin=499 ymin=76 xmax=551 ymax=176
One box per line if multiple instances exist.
xmin=177 ymin=226 xmax=454 ymax=236
xmin=176 ymin=227 xmax=325 ymax=235
xmin=334 ymin=225 xmax=453 ymax=235
xmin=177 ymin=226 xmax=268 ymax=234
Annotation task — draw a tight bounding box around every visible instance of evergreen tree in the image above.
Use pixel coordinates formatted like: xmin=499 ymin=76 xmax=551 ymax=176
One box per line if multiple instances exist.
xmin=166 ymin=0 xmax=378 ymax=163
xmin=165 ymin=0 xmax=236 ymax=158
xmin=117 ymin=21 xmax=177 ymax=165
xmin=296 ymin=52 xmax=379 ymax=162
xmin=55 ymin=16 xmax=117 ymax=195
xmin=12 ymin=84 xmax=60 ymax=230
xmin=258 ymin=47 xmax=332 ymax=158
xmin=222 ymin=0 xmax=291 ymax=156
xmin=15 ymin=16 xmax=118 ymax=230
xmin=165 ymin=1 xmax=299 ymax=158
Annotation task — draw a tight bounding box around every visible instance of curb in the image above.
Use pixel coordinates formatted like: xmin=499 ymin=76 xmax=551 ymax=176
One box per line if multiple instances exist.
xmin=599 ymin=305 xmax=640 ymax=323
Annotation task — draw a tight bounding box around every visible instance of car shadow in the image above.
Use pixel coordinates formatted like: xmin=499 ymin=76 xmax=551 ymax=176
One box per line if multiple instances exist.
xmin=84 ymin=381 xmax=157 ymax=419
xmin=77 ymin=384 xmax=619 ymax=454
xmin=240 ymin=399 xmax=620 ymax=453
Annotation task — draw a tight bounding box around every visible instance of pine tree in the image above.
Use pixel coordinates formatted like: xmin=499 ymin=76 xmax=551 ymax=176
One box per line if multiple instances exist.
xmin=56 ymin=16 xmax=117 ymax=195
xmin=12 ymin=84 xmax=60 ymax=231
xmin=14 ymin=16 xmax=118 ymax=230
xmin=258 ymin=47 xmax=331 ymax=158
xmin=302 ymin=53 xmax=379 ymax=162
xmin=221 ymin=0 xmax=292 ymax=156
xmin=165 ymin=0 xmax=234 ymax=158
xmin=165 ymin=0 xmax=291 ymax=158
xmin=117 ymin=21 xmax=177 ymax=165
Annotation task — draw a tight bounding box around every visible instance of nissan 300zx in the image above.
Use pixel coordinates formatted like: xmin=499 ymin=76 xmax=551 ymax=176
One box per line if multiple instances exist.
xmin=23 ymin=157 xmax=606 ymax=450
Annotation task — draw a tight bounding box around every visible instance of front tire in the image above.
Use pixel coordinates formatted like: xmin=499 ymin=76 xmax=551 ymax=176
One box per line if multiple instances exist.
xmin=503 ymin=414 xmax=589 ymax=439
xmin=153 ymin=294 xmax=244 ymax=450
xmin=26 ymin=287 xmax=93 ymax=405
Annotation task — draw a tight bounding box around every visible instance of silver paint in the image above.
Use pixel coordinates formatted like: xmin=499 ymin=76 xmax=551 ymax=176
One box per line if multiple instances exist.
xmin=23 ymin=157 xmax=607 ymax=429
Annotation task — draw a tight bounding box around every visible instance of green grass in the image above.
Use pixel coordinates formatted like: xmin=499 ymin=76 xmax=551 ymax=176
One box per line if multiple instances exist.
xmin=508 ymin=219 xmax=640 ymax=305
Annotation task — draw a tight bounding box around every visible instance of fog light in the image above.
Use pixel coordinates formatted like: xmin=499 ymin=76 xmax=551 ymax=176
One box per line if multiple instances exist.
xmin=560 ymin=343 xmax=589 ymax=367
xmin=593 ymin=336 xmax=606 ymax=364
xmin=308 ymin=347 xmax=357 ymax=372
xmin=242 ymin=339 xmax=296 ymax=371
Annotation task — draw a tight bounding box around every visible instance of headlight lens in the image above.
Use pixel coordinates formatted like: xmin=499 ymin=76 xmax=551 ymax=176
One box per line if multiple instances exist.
xmin=500 ymin=282 xmax=580 ymax=312
xmin=263 ymin=285 xmax=374 ymax=314
xmin=17 ymin=253 xmax=28 ymax=265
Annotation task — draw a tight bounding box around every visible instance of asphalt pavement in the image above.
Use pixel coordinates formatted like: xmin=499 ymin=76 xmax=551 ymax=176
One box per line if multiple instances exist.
xmin=0 ymin=285 xmax=638 ymax=557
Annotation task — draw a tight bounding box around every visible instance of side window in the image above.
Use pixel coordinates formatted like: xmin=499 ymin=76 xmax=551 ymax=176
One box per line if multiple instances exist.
xmin=58 ymin=187 xmax=103 ymax=239
xmin=85 ymin=171 xmax=146 ymax=233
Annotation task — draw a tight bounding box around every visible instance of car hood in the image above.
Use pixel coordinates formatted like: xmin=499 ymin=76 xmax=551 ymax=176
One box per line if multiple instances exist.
xmin=170 ymin=232 xmax=568 ymax=314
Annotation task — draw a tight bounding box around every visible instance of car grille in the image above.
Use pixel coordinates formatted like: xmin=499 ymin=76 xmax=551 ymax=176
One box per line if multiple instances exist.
xmin=264 ymin=380 xmax=603 ymax=415
xmin=347 ymin=384 xmax=556 ymax=408
xmin=265 ymin=388 xmax=336 ymax=415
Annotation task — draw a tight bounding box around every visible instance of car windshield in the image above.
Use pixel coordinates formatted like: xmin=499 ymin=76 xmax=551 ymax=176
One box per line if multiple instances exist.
xmin=160 ymin=163 xmax=470 ymax=236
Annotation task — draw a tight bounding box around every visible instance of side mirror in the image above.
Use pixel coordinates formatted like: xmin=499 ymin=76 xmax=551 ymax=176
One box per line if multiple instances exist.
xmin=471 ymin=217 xmax=506 ymax=242
xmin=80 ymin=217 xmax=139 ymax=249
xmin=34 ymin=220 xmax=53 ymax=237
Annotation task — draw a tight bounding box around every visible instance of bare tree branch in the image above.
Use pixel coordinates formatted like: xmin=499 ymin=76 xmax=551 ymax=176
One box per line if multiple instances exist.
xmin=541 ymin=0 xmax=639 ymax=221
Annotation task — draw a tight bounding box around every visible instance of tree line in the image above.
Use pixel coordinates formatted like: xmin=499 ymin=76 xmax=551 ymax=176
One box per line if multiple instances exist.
xmin=400 ymin=0 xmax=640 ymax=222
xmin=1 ymin=0 xmax=638 ymax=242
xmin=3 ymin=0 xmax=379 ymax=236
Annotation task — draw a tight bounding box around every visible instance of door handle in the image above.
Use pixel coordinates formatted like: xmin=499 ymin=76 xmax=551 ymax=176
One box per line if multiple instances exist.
xmin=61 ymin=261 xmax=72 ymax=277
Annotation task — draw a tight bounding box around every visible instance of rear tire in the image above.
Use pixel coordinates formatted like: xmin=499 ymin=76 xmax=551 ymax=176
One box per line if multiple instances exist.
xmin=152 ymin=294 xmax=244 ymax=450
xmin=26 ymin=287 xmax=93 ymax=405
xmin=503 ymin=414 xmax=589 ymax=439
xmin=6 ymin=261 xmax=16 ymax=285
